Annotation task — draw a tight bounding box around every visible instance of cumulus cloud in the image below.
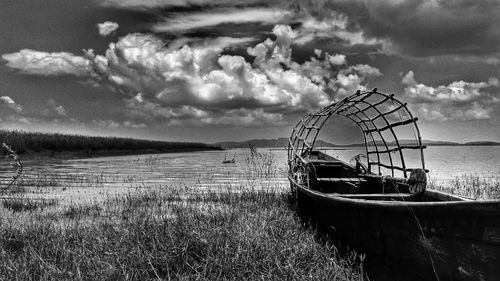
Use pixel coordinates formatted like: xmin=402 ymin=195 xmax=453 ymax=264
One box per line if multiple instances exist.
xmin=97 ymin=21 xmax=119 ymax=37
xmin=8 ymin=98 xmax=70 ymax=125
xmin=293 ymin=0 xmax=500 ymax=57
xmin=0 ymin=96 xmax=75 ymax=125
xmin=402 ymin=70 xmax=499 ymax=121
xmin=40 ymin=99 xmax=69 ymax=119
xmin=0 ymin=96 xmax=72 ymax=125
xmin=3 ymin=25 xmax=381 ymax=127
xmin=1 ymin=50 xmax=90 ymax=76
xmin=0 ymin=96 xmax=23 ymax=113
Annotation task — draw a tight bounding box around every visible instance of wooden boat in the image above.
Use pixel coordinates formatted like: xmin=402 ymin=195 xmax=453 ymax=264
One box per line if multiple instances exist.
xmin=222 ymin=153 xmax=236 ymax=164
xmin=288 ymin=89 xmax=500 ymax=281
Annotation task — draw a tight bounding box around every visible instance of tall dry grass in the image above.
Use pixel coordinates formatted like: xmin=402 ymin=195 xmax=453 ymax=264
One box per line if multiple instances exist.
xmin=0 ymin=185 xmax=365 ymax=280
xmin=429 ymin=174 xmax=500 ymax=200
xmin=243 ymin=145 xmax=285 ymax=179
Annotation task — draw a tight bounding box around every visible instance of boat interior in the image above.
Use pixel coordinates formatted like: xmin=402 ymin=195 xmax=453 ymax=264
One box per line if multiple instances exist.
xmin=302 ymin=151 xmax=471 ymax=202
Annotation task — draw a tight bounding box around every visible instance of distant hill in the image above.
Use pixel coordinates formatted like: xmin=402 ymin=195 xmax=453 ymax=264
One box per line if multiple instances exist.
xmin=391 ymin=139 xmax=459 ymax=146
xmin=215 ymin=138 xmax=288 ymax=148
xmin=215 ymin=138 xmax=499 ymax=148
xmin=363 ymin=139 xmax=460 ymax=146
xmin=423 ymin=140 xmax=460 ymax=146
xmin=464 ymin=141 xmax=500 ymax=146
xmin=215 ymin=138 xmax=336 ymax=149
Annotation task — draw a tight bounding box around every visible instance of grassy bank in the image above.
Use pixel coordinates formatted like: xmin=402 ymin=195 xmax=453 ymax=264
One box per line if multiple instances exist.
xmin=0 ymin=130 xmax=222 ymax=157
xmin=0 ymin=186 xmax=364 ymax=280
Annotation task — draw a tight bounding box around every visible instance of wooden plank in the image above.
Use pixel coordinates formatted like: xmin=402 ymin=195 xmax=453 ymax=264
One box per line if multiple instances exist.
xmin=317 ymin=177 xmax=368 ymax=182
xmin=329 ymin=193 xmax=413 ymax=199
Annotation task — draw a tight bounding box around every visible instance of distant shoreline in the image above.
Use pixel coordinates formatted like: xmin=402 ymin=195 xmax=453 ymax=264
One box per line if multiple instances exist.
xmin=17 ymin=147 xmax=224 ymax=160
xmin=229 ymin=144 xmax=500 ymax=150
xmin=215 ymin=138 xmax=500 ymax=149
xmin=0 ymin=129 xmax=223 ymax=160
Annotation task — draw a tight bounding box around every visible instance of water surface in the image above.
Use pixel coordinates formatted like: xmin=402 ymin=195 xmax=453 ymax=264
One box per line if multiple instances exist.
xmin=1 ymin=146 xmax=498 ymax=203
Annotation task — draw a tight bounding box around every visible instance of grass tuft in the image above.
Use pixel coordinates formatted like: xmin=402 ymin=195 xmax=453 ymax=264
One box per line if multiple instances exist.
xmin=243 ymin=145 xmax=284 ymax=178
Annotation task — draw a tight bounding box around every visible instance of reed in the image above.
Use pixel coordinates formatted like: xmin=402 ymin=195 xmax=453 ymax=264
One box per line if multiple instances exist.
xmin=243 ymin=145 xmax=285 ymax=179
xmin=0 ymin=185 xmax=364 ymax=280
xmin=1 ymin=142 xmax=23 ymax=194
xmin=429 ymin=174 xmax=500 ymax=200
xmin=0 ymin=129 xmax=222 ymax=155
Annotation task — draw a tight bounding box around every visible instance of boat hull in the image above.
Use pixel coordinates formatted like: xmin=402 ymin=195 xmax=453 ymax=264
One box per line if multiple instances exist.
xmin=291 ymin=179 xmax=500 ymax=281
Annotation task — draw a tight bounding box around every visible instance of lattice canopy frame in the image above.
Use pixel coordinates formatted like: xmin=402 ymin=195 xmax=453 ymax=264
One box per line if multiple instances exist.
xmin=288 ymin=89 xmax=426 ymax=179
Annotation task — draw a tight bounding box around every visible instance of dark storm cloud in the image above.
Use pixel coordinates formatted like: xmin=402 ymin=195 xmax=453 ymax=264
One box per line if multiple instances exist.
xmin=294 ymin=0 xmax=500 ymax=57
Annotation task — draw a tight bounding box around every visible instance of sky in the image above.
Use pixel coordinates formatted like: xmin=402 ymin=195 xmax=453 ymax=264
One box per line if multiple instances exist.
xmin=1 ymin=0 xmax=499 ymax=143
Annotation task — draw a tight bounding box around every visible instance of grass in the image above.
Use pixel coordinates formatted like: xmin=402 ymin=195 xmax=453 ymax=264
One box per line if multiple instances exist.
xmin=2 ymin=198 xmax=58 ymax=212
xmin=243 ymin=145 xmax=284 ymax=179
xmin=429 ymin=174 xmax=500 ymax=200
xmin=0 ymin=129 xmax=222 ymax=156
xmin=0 ymin=186 xmax=365 ymax=280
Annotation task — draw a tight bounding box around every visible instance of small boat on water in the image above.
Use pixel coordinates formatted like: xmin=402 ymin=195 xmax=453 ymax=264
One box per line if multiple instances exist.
xmin=288 ymin=89 xmax=500 ymax=281
xmin=222 ymin=153 xmax=236 ymax=164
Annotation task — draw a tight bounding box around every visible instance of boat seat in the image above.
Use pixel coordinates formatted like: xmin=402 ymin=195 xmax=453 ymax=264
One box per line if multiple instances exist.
xmin=329 ymin=193 xmax=414 ymax=200
xmin=309 ymin=161 xmax=344 ymax=168
xmin=317 ymin=177 xmax=368 ymax=183
xmin=309 ymin=159 xmax=343 ymax=163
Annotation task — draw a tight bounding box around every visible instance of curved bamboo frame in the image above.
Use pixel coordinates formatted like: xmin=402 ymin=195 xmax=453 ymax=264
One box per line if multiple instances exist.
xmin=288 ymin=89 xmax=426 ymax=179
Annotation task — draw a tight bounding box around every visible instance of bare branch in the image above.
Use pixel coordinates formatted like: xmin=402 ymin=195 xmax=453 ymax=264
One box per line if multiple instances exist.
xmin=1 ymin=143 xmax=23 ymax=193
